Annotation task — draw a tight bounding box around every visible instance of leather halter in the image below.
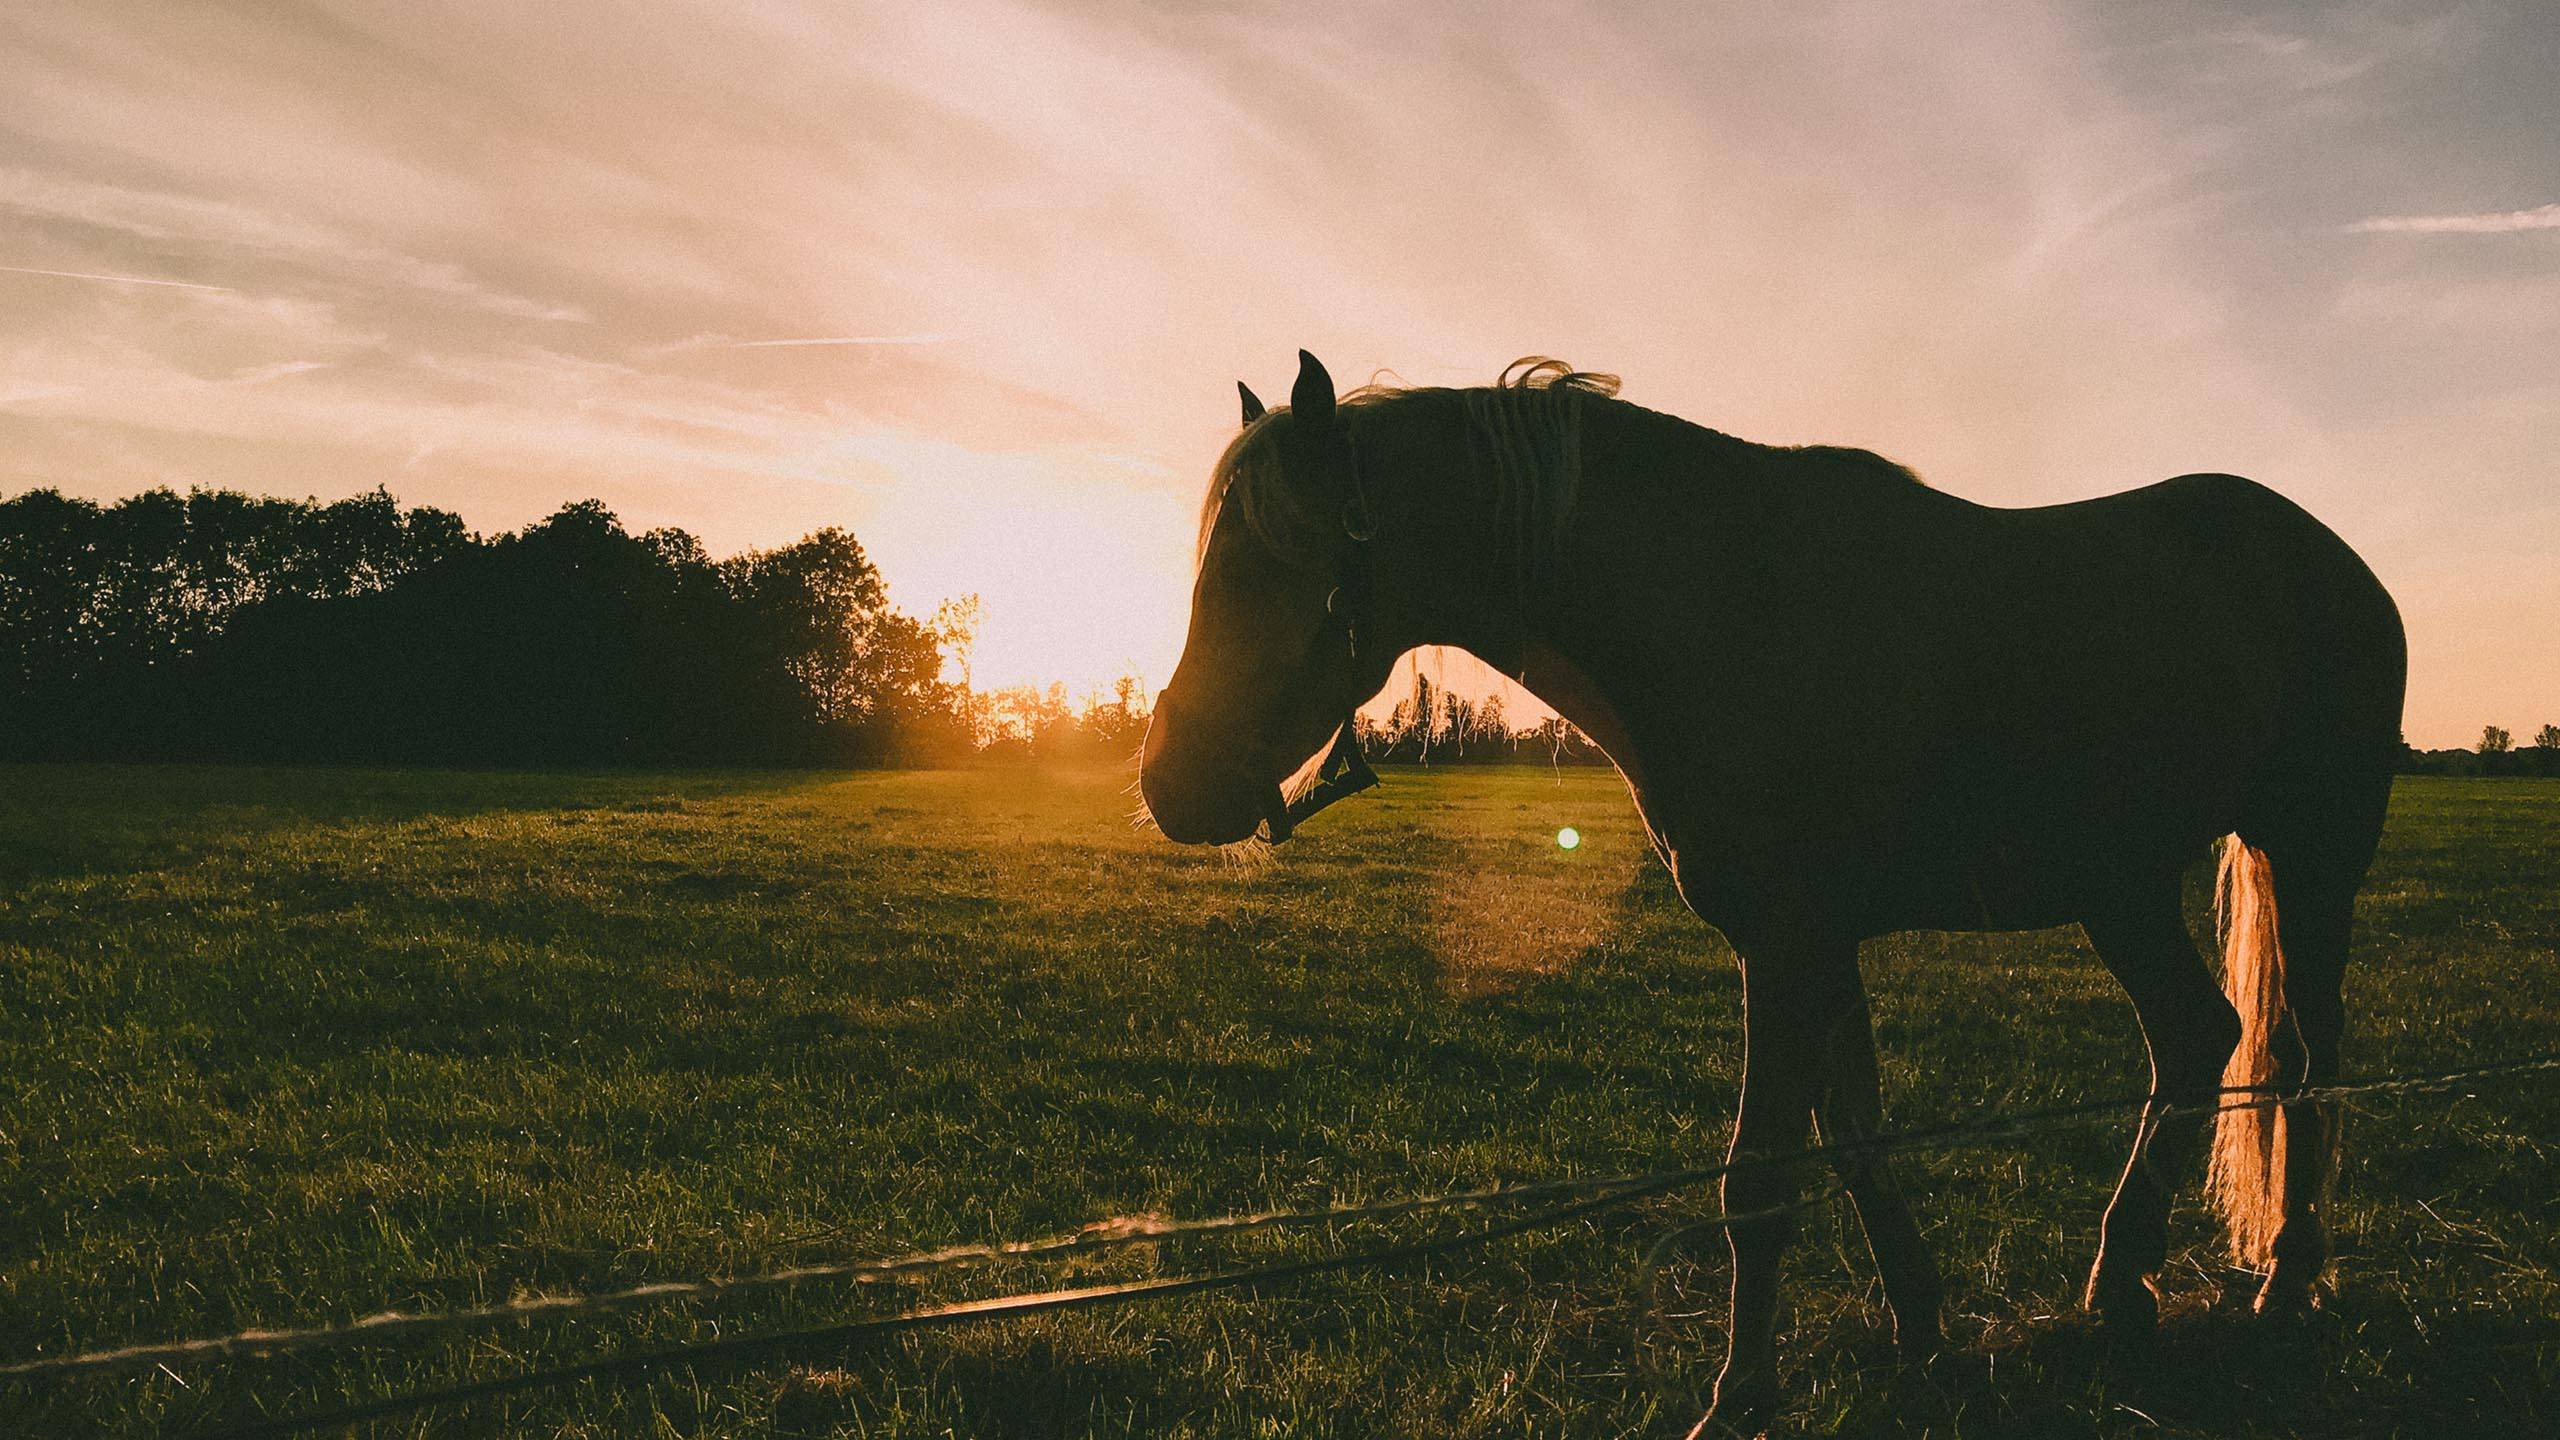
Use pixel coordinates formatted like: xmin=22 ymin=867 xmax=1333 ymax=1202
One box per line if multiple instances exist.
xmin=1258 ymin=426 xmax=1382 ymax=844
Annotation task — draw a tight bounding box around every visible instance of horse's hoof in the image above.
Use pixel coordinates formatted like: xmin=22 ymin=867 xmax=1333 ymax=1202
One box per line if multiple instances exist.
xmin=2252 ymin=1274 xmax=2331 ymax=1322
xmin=1880 ymin=1349 xmax=1985 ymax=1429
xmin=1679 ymin=1407 xmax=1765 ymax=1440
xmin=1895 ymin=1322 xmax=1946 ymax=1365
xmin=2085 ymin=1267 xmax=2160 ymax=1336
xmin=1916 ymin=1347 xmax=1990 ymax=1391
xmin=1684 ymin=1377 xmax=1776 ymax=1439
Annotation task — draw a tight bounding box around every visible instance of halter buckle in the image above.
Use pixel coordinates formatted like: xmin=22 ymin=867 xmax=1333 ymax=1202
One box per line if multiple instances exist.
xmin=1259 ymin=711 xmax=1381 ymax=845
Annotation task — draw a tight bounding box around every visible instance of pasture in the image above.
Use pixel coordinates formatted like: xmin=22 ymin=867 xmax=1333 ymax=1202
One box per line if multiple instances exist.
xmin=2 ymin=765 xmax=2555 ymax=1437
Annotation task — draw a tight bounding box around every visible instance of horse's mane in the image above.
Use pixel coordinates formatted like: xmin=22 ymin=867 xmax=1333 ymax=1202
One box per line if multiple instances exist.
xmin=1199 ymin=358 xmax=1620 ymax=605
xmin=1197 ymin=357 xmax=1924 ymax=605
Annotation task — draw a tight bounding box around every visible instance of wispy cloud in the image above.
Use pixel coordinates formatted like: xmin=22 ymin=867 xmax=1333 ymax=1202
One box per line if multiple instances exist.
xmin=2345 ymin=202 xmax=2560 ymax=234
xmin=0 ymin=382 xmax=82 ymax=407
xmin=227 ymin=359 xmax=330 ymax=385
xmin=724 ymin=334 xmax=953 ymax=348
xmin=0 ymin=167 xmax=587 ymax=320
xmin=2200 ymin=26 xmax=2383 ymax=91
xmin=645 ymin=333 xmax=956 ymax=356
xmin=0 ymin=261 xmax=233 ymax=292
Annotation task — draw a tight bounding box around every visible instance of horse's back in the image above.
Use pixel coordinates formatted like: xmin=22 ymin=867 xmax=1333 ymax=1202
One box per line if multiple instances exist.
xmin=1700 ymin=471 xmax=2401 ymax=934
xmin=1998 ymin=472 xmax=2404 ymax=743
xmin=1926 ymin=472 xmax=2404 ymax=893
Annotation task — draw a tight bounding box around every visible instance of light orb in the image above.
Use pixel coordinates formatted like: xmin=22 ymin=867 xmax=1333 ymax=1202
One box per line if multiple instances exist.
xmin=1556 ymin=826 xmax=1581 ymax=851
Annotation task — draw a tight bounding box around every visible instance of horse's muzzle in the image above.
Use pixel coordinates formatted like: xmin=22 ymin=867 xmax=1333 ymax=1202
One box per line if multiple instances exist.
xmin=1139 ymin=700 xmax=1277 ymax=846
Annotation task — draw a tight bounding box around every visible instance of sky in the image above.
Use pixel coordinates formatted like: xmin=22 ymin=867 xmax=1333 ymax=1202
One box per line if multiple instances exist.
xmin=1 ymin=1 xmax=2552 ymax=747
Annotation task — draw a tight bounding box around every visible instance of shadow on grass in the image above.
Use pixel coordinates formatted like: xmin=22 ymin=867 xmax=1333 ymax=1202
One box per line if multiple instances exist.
xmin=0 ymin=763 xmax=815 ymax=887
xmin=1819 ymin=1281 xmax=2560 ymax=1438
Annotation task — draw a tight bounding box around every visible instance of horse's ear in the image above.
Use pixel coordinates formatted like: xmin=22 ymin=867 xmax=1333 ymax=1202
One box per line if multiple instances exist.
xmin=1291 ymin=350 xmax=1335 ymax=431
xmin=1237 ymin=381 xmax=1265 ymax=425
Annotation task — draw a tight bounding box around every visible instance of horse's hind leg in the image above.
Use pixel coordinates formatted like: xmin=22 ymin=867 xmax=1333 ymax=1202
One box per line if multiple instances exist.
xmin=1813 ymin=990 xmax=1943 ymax=1360
xmin=2082 ymin=868 xmax=2242 ymax=1331
xmin=2252 ymin=857 xmax=2358 ymax=1314
xmin=2236 ymin=746 xmax=2388 ymax=1315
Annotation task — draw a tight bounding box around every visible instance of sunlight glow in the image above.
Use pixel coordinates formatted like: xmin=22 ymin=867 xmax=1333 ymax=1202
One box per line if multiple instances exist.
xmin=0 ymin=3 xmax=2540 ymax=744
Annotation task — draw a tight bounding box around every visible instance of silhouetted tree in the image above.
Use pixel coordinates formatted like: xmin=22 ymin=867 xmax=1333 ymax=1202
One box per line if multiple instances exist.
xmin=1 ymin=486 xmax=470 ymax=758
xmin=978 ymin=683 xmax=1075 ymax=762
xmin=723 ymin=527 xmax=954 ymax=760
xmin=2480 ymin=724 xmax=2513 ymax=755
xmin=2535 ymin=724 xmax=2560 ymax=752
xmin=0 ymin=486 xmax=968 ymax=766
xmin=1079 ymin=676 xmax=1149 ymax=758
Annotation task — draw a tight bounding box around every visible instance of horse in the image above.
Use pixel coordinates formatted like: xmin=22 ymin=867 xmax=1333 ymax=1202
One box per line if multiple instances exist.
xmin=1138 ymin=351 xmax=2407 ymax=1433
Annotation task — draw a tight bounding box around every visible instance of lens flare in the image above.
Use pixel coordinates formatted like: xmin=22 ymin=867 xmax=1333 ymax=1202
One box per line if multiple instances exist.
xmin=1556 ymin=826 xmax=1581 ymax=850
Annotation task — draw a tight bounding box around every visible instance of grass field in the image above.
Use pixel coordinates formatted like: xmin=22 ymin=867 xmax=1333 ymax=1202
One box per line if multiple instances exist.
xmin=2 ymin=765 xmax=2556 ymax=1438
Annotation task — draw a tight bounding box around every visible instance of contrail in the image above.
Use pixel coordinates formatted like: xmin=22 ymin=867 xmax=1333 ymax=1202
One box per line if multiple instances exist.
xmin=0 ymin=262 xmax=233 ymax=291
xmin=2344 ymin=203 xmax=2560 ymax=234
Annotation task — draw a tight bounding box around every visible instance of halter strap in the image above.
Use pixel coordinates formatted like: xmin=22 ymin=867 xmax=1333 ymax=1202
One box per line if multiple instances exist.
xmin=1260 ymin=714 xmax=1379 ymax=844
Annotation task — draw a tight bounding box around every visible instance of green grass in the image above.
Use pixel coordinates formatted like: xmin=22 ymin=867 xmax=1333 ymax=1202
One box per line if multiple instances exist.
xmin=1 ymin=766 xmax=2555 ymax=1438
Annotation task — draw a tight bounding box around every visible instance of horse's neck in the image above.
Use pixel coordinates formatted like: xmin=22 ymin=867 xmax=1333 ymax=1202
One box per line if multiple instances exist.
xmin=1390 ymin=396 xmax=1693 ymax=792
xmin=1515 ymin=633 xmax=1653 ymax=792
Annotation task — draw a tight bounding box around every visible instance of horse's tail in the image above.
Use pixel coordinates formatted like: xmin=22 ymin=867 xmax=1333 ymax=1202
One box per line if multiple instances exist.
xmin=2206 ymin=834 xmax=2290 ymax=1267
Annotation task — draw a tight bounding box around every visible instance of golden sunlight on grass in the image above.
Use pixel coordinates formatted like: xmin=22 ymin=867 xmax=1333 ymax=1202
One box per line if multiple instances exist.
xmin=1420 ymin=771 xmax=1644 ymax=998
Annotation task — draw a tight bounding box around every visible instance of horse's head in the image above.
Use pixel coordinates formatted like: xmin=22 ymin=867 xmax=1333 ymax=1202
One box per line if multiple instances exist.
xmin=1141 ymin=350 xmax=1399 ymax=845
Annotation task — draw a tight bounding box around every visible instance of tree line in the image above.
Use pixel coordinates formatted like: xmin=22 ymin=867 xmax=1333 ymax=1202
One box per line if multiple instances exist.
xmin=0 ymin=487 xmax=975 ymax=765
xmin=2400 ymin=725 xmax=2560 ymax=778
xmin=1352 ymin=669 xmax=1607 ymax=765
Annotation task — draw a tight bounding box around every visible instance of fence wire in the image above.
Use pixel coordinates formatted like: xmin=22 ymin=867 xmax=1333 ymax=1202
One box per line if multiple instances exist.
xmin=9 ymin=1049 xmax=2559 ymax=1439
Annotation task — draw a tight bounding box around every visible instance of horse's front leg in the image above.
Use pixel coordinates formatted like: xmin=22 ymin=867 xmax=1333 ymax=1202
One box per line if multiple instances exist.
xmin=1693 ymin=932 xmax=1861 ymax=1436
xmin=1815 ymin=989 xmax=1943 ymax=1360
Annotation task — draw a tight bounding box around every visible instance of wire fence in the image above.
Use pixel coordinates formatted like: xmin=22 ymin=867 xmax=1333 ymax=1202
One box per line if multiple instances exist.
xmin=12 ymin=1049 xmax=2560 ymax=1439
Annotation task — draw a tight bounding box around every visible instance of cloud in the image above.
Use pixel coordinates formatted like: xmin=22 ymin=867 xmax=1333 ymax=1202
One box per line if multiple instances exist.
xmin=722 ymin=334 xmax=954 ymax=348
xmin=226 ymin=359 xmax=330 ymax=386
xmin=0 ymin=167 xmax=589 ymax=320
xmin=2345 ymin=202 xmax=2560 ymax=234
xmin=646 ymin=333 xmax=957 ymax=356
xmin=2196 ymin=25 xmax=2384 ymax=91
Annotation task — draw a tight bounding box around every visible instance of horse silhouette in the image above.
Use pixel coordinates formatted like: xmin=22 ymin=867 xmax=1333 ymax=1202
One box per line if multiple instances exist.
xmin=1140 ymin=351 xmax=2406 ymax=1433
